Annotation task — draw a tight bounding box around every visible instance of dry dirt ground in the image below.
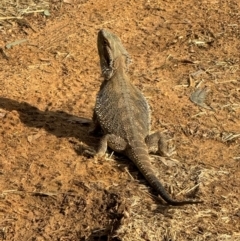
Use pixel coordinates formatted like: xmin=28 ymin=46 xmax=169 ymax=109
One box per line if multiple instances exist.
xmin=0 ymin=0 xmax=240 ymax=240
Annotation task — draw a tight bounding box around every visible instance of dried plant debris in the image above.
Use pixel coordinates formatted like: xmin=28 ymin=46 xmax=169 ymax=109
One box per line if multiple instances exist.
xmin=0 ymin=0 xmax=49 ymax=24
xmin=66 ymin=116 xmax=92 ymax=124
xmin=16 ymin=18 xmax=36 ymax=32
xmin=221 ymin=132 xmax=240 ymax=142
xmin=190 ymin=87 xmax=212 ymax=110
xmin=0 ymin=48 xmax=9 ymax=60
xmin=5 ymin=39 xmax=28 ymax=49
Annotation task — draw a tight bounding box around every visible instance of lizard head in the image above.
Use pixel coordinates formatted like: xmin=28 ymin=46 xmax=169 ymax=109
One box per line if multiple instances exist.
xmin=97 ymin=29 xmax=130 ymax=79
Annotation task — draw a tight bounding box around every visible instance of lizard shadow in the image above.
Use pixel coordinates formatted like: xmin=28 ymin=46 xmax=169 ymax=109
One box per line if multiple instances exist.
xmin=0 ymin=97 xmax=200 ymax=210
xmin=0 ymin=97 xmax=96 ymax=149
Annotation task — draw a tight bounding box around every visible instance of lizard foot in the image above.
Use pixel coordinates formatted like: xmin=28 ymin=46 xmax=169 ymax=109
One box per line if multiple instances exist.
xmin=83 ymin=148 xmax=96 ymax=157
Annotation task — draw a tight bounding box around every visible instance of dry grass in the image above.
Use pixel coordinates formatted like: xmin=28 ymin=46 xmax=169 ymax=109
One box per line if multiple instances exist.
xmin=0 ymin=0 xmax=49 ymax=23
xmin=115 ymin=164 xmax=239 ymax=241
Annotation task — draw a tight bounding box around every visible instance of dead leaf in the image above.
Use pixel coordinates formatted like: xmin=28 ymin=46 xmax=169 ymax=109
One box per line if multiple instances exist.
xmin=27 ymin=132 xmax=43 ymax=144
xmin=190 ymin=87 xmax=212 ymax=110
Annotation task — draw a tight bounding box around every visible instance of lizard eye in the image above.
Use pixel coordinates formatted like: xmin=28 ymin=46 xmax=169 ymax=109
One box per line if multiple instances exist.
xmin=103 ymin=39 xmax=108 ymax=46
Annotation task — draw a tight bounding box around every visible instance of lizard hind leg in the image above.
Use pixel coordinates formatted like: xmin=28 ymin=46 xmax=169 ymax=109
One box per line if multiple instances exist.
xmin=145 ymin=131 xmax=175 ymax=157
xmin=97 ymin=134 xmax=127 ymax=157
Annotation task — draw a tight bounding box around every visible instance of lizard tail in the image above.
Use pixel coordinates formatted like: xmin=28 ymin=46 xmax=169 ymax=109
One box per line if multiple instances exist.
xmin=129 ymin=146 xmax=203 ymax=206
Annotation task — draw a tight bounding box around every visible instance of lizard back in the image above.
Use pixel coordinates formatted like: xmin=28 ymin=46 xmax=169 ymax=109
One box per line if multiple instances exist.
xmin=95 ymin=71 xmax=150 ymax=142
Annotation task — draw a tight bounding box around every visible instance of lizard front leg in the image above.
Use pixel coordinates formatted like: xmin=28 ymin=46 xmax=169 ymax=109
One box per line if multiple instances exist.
xmin=89 ymin=111 xmax=103 ymax=136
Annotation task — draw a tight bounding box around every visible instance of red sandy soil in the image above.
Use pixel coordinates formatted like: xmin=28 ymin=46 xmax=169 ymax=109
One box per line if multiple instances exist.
xmin=0 ymin=0 xmax=239 ymax=240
